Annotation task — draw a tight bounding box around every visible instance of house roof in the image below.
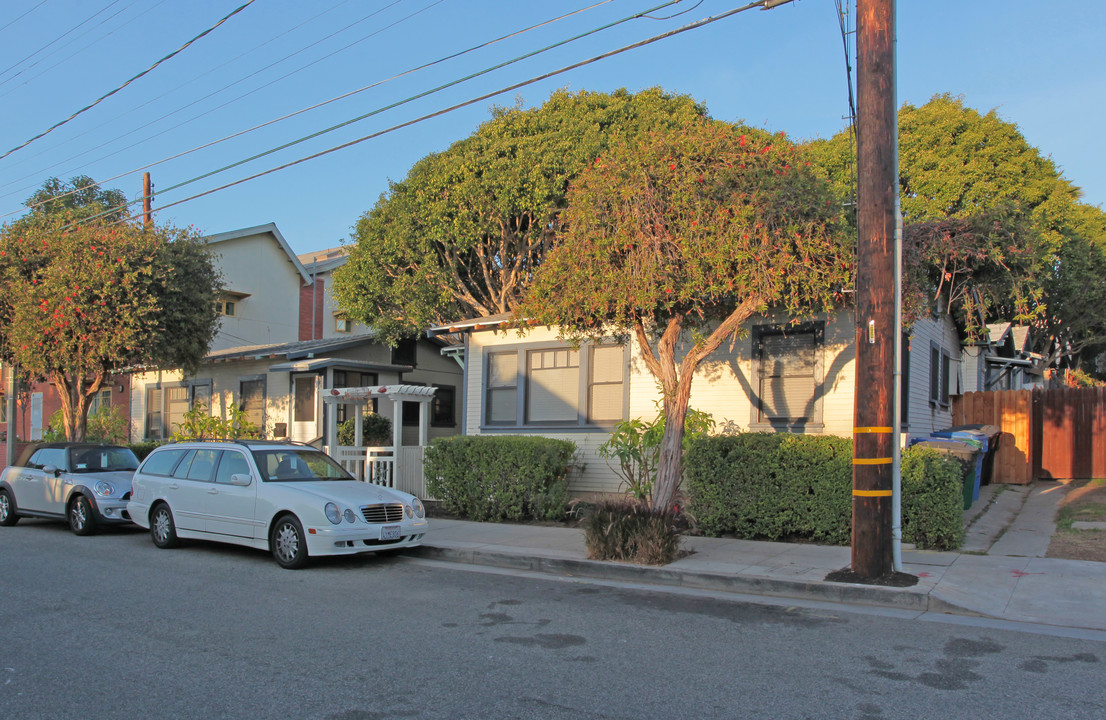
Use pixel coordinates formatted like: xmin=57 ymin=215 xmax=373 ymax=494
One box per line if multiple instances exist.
xmin=427 ymin=312 xmax=518 ymax=337
xmin=986 ymin=322 xmax=1012 ymax=345
xmin=1011 ymin=325 xmax=1032 ymax=353
xmin=205 ymin=334 xmax=382 ymax=363
xmin=297 ymin=246 xmax=350 ymax=275
xmin=205 ymin=222 xmax=312 ymax=285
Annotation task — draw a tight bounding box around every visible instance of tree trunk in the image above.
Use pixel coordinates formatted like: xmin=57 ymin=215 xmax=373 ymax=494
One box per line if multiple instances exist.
xmin=50 ymin=371 xmax=101 ymax=442
xmin=651 ymin=376 xmax=693 ymax=512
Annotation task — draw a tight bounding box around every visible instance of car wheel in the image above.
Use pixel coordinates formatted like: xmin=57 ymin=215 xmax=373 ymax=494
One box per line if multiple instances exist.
xmin=150 ymin=503 xmax=180 ymax=549
xmin=270 ymin=514 xmax=309 ymax=569
xmin=0 ymin=488 xmax=19 ymax=526
xmin=68 ymin=495 xmax=97 ymax=536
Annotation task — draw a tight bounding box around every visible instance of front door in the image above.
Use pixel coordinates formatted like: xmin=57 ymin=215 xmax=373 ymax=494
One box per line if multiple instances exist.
xmin=291 ymin=374 xmax=318 ymax=443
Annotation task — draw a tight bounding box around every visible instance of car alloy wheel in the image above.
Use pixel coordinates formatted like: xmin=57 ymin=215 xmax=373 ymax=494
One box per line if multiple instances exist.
xmin=68 ymin=495 xmax=96 ymax=536
xmin=0 ymin=489 xmax=17 ymax=526
xmin=151 ymin=504 xmax=179 ymax=549
xmin=270 ymin=515 xmax=308 ymax=569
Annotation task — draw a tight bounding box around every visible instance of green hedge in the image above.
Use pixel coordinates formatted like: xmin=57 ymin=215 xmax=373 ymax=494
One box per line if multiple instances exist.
xmin=424 ymin=436 xmax=576 ymax=522
xmin=127 ymin=441 xmax=162 ymax=461
xmin=900 ymin=446 xmax=966 ymax=550
xmin=684 ymin=433 xmax=966 ymax=550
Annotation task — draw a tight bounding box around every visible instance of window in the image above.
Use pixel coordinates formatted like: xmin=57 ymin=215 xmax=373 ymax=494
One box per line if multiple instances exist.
xmin=485 ymin=352 xmax=518 ymax=425
xmin=752 ymin=323 xmax=824 ymax=427
xmin=483 ymin=342 xmax=626 ymax=429
xmin=88 ymin=388 xmax=112 ymax=416
xmin=240 ymin=378 xmax=265 ymax=429
xmin=214 ymin=299 xmax=236 ymax=316
xmin=335 ymin=316 xmax=353 ymax=333
xmin=333 ymin=370 xmax=378 ymax=422
xmin=145 ymin=387 xmax=163 ymax=440
xmin=215 ymin=451 xmax=251 ymax=484
xmin=142 ymin=448 xmax=188 ymax=476
xmin=0 ymin=393 xmax=6 ymax=423
xmin=432 ymin=386 xmax=456 ymax=427
xmin=391 ymin=338 xmax=417 ymax=367
xmin=929 ymin=343 xmax=951 ymax=408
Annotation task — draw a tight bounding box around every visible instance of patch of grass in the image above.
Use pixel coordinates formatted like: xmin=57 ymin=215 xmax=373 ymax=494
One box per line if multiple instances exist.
xmin=1048 ymin=479 xmax=1106 ymax=562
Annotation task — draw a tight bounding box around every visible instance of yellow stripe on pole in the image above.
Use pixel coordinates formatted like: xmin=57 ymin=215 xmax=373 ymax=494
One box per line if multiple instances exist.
xmin=853 ymin=457 xmax=892 ymax=465
xmin=854 ymin=426 xmax=893 ymax=433
xmin=853 ymin=489 xmax=893 ymax=497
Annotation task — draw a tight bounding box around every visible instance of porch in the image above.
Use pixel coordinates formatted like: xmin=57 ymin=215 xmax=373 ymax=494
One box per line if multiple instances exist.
xmin=322 ymin=384 xmax=437 ymax=499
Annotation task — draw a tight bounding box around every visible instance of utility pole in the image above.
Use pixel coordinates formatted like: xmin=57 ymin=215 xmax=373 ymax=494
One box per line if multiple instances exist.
xmin=852 ymin=0 xmax=896 ymax=579
xmin=143 ymin=172 xmax=153 ymax=229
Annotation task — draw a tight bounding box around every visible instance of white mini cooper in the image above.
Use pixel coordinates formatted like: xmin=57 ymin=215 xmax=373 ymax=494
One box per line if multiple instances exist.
xmin=127 ymin=440 xmax=428 ymax=569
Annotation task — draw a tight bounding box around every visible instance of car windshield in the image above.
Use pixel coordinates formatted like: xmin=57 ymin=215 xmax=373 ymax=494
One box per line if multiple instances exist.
xmin=69 ymin=447 xmax=140 ymax=473
xmin=252 ymin=449 xmax=354 ymax=482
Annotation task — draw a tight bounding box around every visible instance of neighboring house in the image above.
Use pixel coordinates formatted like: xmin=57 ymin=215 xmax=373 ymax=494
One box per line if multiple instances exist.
xmin=961 ymin=322 xmax=1044 ymax=392
xmin=429 ymin=309 xmax=963 ymax=496
xmin=129 ymin=224 xmax=463 ymax=447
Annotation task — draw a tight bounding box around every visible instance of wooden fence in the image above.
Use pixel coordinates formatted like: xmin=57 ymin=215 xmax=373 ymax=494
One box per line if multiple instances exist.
xmin=952 ymin=388 xmax=1106 ymax=483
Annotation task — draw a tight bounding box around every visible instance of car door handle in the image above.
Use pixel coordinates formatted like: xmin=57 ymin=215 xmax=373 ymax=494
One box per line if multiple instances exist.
xmin=21 ymin=474 xmax=35 ymax=481
xmin=167 ymin=483 xmax=179 ymax=490
xmin=207 ymin=488 xmax=219 ymax=495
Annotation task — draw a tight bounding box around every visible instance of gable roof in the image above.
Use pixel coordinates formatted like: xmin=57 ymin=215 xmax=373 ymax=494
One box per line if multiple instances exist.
xmin=297 ymin=246 xmax=350 ymax=275
xmin=205 ymin=222 xmax=312 ymax=285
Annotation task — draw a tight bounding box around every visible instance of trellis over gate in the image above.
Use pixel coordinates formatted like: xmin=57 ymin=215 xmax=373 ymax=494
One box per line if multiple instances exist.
xmin=952 ymin=388 xmax=1106 ymax=484
xmin=322 ymin=384 xmax=436 ymax=499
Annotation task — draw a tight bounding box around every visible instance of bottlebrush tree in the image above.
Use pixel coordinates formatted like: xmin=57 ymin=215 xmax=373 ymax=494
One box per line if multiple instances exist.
xmin=519 ymin=120 xmax=852 ymax=511
xmin=0 ymin=213 xmax=221 ymax=440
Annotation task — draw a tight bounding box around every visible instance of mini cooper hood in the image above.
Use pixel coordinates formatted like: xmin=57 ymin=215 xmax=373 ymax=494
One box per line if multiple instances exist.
xmin=279 ymin=480 xmax=413 ymax=507
xmin=68 ymin=469 xmax=136 ymax=490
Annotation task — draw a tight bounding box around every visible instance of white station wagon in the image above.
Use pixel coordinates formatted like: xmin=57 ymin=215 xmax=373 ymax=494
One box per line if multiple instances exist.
xmin=127 ymin=440 xmax=428 ymax=569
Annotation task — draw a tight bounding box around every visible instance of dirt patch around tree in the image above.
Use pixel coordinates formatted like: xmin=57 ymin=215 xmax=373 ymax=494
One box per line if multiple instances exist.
xmin=1046 ymin=479 xmax=1106 ymax=562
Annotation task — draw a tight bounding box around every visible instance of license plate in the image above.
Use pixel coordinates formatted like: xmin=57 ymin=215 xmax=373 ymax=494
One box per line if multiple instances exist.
xmin=380 ymin=525 xmax=401 ymax=541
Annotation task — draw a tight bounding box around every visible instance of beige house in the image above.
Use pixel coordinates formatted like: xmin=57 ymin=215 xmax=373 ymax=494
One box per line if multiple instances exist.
xmin=429 ymin=310 xmax=962 ymax=495
xmin=129 ymin=224 xmax=463 ymax=450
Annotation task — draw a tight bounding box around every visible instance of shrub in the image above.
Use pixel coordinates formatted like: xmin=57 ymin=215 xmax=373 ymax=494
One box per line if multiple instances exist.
xmin=581 ymin=499 xmax=681 ymax=565
xmin=172 ymin=403 xmax=260 ymax=441
xmin=337 ymin=413 xmax=392 ymax=446
xmin=684 ymin=433 xmax=853 ymax=543
xmin=685 ymin=433 xmax=967 ymax=550
xmin=597 ymin=405 xmax=714 ymax=502
xmin=86 ymin=404 xmax=129 ymax=444
xmin=423 ymin=435 xmax=576 ymax=522
xmin=127 ymin=441 xmax=161 ymax=461
xmin=900 ymin=445 xmax=966 ymax=550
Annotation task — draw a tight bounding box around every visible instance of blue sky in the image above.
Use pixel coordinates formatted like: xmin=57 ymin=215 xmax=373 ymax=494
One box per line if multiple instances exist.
xmin=0 ymin=0 xmax=1102 ymax=256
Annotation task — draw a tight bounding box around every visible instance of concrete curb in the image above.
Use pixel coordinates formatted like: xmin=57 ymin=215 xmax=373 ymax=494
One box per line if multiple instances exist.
xmin=409 ymin=544 xmax=975 ymax=616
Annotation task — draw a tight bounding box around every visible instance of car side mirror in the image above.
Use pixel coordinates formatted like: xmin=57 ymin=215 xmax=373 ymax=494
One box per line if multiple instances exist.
xmin=229 ymin=473 xmax=253 ymax=487
xmin=43 ymin=465 xmax=60 ymax=477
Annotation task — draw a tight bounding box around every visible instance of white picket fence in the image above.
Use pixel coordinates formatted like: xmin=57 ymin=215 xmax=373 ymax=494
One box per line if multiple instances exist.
xmin=329 ymin=445 xmax=433 ymax=500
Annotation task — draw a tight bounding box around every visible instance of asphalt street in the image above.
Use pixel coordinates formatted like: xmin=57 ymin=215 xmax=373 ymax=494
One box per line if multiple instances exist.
xmin=1 ymin=520 xmax=1103 ymax=720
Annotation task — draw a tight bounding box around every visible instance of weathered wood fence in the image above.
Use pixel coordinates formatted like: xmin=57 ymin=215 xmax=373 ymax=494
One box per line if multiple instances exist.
xmin=952 ymin=388 xmax=1106 ymax=483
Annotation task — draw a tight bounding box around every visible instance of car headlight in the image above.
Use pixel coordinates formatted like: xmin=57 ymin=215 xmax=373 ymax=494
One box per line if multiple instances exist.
xmin=325 ymin=502 xmax=342 ymax=525
xmin=411 ymin=497 xmax=425 ymax=519
xmin=343 ymin=508 xmax=356 ymax=523
xmin=94 ymin=481 xmax=114 ymax=497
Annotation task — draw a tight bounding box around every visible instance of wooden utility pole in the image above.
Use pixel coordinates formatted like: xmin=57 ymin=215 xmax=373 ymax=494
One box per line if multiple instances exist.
xmin=852 ymin=0 xmax=896 ymax=578
xmin=143 ymin=172 xmax=153 ymax=229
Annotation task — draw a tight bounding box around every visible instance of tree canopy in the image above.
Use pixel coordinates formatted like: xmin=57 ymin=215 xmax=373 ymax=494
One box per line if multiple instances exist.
xmin=519 ymin=120 xmax=851 ymax=511
xmin=0 ymin=179 xmax=222 ymax=440
xmin=333 ymin=88 xmax=709 ymax=344
xmin=807 ymin=94 xmax=1106 ymax=374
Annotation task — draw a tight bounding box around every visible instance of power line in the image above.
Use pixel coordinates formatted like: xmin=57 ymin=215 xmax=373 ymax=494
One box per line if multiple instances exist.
xmin=0 ymin=0 xmax=51 ymax=37
xmin=0 ymin=0 xmax=257 ymax=162
xmin=5 ymin=0 xmax=626 ymax=218
xmin=0 ymin=0 xmax=126 ymax=86
xmin=94 ymin=0 xmax=781 ymax=228
xmin=0 ymin=0 xmax=170 ymax=101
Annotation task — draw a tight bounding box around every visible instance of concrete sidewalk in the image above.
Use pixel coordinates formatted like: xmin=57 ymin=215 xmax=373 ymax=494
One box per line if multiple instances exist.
xmin=410 ymin=481 xmax=1106 ymax=634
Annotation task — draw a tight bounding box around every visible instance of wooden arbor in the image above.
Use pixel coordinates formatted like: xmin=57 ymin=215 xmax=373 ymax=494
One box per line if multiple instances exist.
xmin=322 ymin=384 xmax=437 ymax=491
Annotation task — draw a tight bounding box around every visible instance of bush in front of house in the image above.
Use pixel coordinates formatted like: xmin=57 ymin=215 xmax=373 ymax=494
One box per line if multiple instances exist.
xmin=337 ymin=414 xmax=392 ymax=446
xmin=684 ymin=433 xmax=967 ymax=550
xmin=581 ymin=499 xmax=681 ymax=565
xmin=423 ymin=435 xmax=576 ymax=522
xmin=127 ymin=441 xmax=161 ymax=461
xmin=684 ymin=433 xmax=854 ymax=544
xmin=900 ymin=445 xmax=966 ymax=550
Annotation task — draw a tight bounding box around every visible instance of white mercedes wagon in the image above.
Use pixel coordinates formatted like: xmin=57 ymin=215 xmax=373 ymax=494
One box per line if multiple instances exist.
xmin=127 ymin=440 xmax=428 ymax=569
